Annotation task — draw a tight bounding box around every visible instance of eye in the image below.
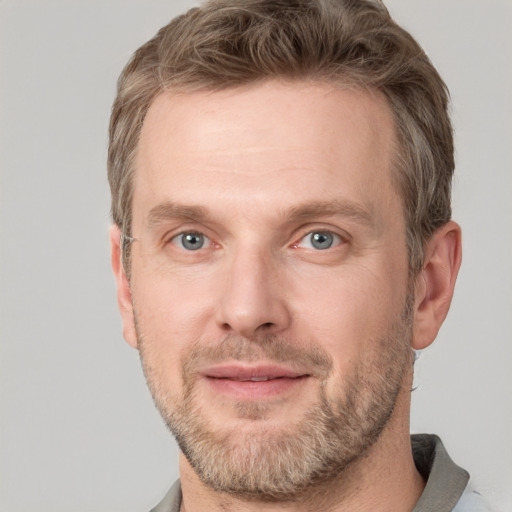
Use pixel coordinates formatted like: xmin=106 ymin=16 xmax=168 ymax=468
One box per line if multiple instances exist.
xmin=170 ymin=232 xmax=211 ymax=251
xmin=296 ymin=231 xmax=343 ymax=250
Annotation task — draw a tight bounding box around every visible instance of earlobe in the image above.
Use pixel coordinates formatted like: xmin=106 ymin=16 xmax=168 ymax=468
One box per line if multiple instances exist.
xmin=109 ymin=224 xmax=138 ymax=349
xmin=412 ymin=221 xmax=462 ymax=350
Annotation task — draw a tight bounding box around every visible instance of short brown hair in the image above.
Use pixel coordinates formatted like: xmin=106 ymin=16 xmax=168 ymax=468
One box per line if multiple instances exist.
xmin=108 ymin=0 xmax=453 ymax=274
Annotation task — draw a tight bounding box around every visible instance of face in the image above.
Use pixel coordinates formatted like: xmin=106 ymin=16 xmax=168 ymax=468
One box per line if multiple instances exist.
xmin=122 ymin=82 xmax=414 ymax=499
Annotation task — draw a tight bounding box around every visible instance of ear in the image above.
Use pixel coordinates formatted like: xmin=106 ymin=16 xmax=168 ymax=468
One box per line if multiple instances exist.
xmin=412 ymin=221 xmax=462 ymax=350
xmin=110 ymin=224 xmax=138 ymax=349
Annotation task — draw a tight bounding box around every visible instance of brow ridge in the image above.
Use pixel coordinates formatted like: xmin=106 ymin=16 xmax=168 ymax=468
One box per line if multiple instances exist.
xmin=144 ymin=198 xmax=374 ymax=232
xmin=284 ymin=199 xmax=374 ymax=226
xmin=146 ymin=202 xmax=209 ymax=231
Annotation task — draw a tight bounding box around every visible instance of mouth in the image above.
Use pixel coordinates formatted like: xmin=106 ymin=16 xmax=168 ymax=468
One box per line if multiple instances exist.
xmin=200 ymin=364 xmax=311 ymax=400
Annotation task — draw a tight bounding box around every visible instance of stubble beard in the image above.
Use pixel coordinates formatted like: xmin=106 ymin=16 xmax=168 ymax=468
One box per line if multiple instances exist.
xmin=136 ymin=297 xmax=414 ymax=502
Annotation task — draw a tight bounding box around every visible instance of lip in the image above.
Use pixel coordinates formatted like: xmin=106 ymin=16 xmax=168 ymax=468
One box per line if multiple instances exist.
xmin=200 ymin=364 xmax=311 ymax=400
xmin=202 ymin=364 xmax=307 ymax=380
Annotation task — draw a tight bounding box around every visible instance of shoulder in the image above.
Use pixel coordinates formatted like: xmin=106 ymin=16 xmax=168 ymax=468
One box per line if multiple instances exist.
xmin=411 ymin=434 xmax=495 ymax=512
xmin=453 ymin=487 xmax=496 ymax=512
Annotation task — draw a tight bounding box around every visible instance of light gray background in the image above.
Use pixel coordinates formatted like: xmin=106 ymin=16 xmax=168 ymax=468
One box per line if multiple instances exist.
xmin=1 ymin=1 xmax=510 ymax=510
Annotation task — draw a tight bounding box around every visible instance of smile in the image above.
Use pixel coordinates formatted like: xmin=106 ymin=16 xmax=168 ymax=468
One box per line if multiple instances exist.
xmin=200 ymin=364 xmax=311 ymax=400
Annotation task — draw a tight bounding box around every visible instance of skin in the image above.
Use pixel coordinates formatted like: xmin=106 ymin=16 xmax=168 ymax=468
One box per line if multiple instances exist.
xmin=111 ymin=81 xmax=462 ymax=511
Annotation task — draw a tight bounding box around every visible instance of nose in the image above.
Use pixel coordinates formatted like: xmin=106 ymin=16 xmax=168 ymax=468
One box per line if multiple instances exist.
xmin=215 ymin=245 xmax=291 ymax=338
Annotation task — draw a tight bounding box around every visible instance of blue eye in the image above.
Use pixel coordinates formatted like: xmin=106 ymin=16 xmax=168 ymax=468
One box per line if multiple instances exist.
xmin=298 ymin=231 xmax=342 ymax=250
xmin=171 ymin=232 xmax=210 ymax=251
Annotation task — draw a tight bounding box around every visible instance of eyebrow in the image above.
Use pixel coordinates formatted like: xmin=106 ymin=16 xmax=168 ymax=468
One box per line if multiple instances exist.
xmin=145 ymin=202 xmax=210 ymax=231
xmin=284 ymin=199 xmax=375 ymax=227
xmin=144 ymin=198 xmax=375 ymax=232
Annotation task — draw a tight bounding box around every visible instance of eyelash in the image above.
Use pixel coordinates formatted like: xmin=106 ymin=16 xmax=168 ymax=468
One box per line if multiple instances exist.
xmin=169 ymin=231 xmax=213 ymax=251
xmin=293 ymin=231 xmax=345 ymax=250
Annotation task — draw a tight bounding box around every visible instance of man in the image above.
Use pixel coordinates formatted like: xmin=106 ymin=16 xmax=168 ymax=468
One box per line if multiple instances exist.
xmin=107 ymin=1 xmax=489 ymax=510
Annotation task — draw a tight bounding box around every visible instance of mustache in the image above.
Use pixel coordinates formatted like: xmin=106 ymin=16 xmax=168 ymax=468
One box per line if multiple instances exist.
xmin=182 ymin=334 xmax=334 ymax=380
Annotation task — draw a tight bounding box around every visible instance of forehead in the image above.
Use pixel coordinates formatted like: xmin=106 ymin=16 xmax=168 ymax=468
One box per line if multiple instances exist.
xmin=132 ymin=81 xmax=399 ymax=229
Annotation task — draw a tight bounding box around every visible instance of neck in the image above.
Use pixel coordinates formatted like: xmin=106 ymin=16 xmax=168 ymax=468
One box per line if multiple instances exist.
xmin=178 ymin=375 xmax=424 ymax=512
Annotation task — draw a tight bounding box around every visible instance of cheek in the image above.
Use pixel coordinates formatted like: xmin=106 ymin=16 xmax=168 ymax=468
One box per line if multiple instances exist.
xmin=130 ymin=261 xmax=222 ymax=353
xmin=131 ymin=278 xmax=205 ymax=400
xmin=291 ymin=263 xmax=408 ymax=370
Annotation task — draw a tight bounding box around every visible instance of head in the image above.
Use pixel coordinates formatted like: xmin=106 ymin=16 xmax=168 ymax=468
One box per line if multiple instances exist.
xmin=108 ymin=0 xmax=461 ymax=502
xmin=108 ymin=0 xmax=454 ymax=277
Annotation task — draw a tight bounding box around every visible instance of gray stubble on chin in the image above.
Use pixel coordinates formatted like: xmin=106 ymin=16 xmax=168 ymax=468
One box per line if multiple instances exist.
xmin=136 ymin=301 xmax=414 ymax=501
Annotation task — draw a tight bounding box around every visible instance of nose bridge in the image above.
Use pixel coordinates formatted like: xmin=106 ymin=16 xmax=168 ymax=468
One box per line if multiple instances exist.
xmin=216 ymin=240 xmax=290 ymax=337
